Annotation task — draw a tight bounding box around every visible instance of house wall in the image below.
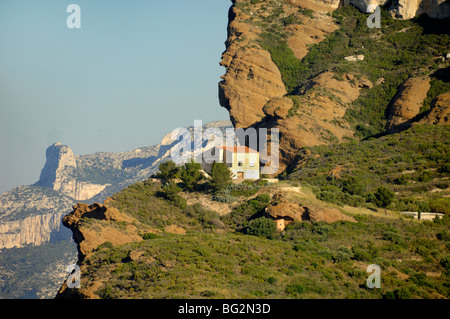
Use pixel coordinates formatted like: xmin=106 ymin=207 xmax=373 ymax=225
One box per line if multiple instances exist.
xmin=229 ymin=151 xmax=259 ymax=180
xmin=204 ymin=148 xmax=260 ymax=180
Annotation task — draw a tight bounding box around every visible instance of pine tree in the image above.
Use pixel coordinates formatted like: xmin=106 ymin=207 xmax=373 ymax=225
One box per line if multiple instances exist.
xmin=209 ymin=161 xmax=232 ymax=192
xmin=156 ymin=160 xmax=180 ymax=183
xmin=180 ymin=160 xmax=203 ymax=191
xmin=373 ymin=186 xmax=395 ymax=215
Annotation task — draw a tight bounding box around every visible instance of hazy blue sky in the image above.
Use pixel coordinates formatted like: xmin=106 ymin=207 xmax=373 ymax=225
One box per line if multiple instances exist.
xmin=0 ymin=0 xmax=231 ymax=194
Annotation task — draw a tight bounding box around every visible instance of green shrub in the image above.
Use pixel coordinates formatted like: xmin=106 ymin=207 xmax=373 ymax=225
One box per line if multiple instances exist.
xmin=429 ymin=198 xmax=450 ymax=214
xmin=281 ymin=15 xmax=301 ymax=26
xmin=169 ymin=194 xmax=187 ymax=209
xmin=342 ymin=177 xmax=365 ymax=196
xmin=299 ymin=8 xmax=314 ymax=18
xmin=332 ymin=246 xmax=354 ymax=263
xmin=200 ymin=290 xmax=217 ymax=297
xmin=351 ymin=246 xmax=372 ymax=262
xmin=382 ymin=231 xmax=407 ymax=248
xmin=440 ymin=255 xmax=450 ymax=270
xmin=212 ymin=194 xmax=237 ymax=203
xmin=439 ymin=163 xmax=450 ymax=174
xmin=285 ymin=283 xmax=304 ymax=296
xmin=437 ymin=230 xmax=450 ymax=241
xmin=395 ymin=174 xmax=410 ymax=185
xmin=246 ymin=217 xmax=276 ymax=239
xmin=142 ymin=233 xmax=159 ymax=240
xmin=97 ymin=241 xmax=114 ymax=250
xmin=255 ymin=193 xmax=271 ymax=203
xmin=372 ymin=187 xmax=395 ymax=213
xmin=383 ymin=286 xmax=415 ymax=299
xmin=161 ymin=181 xmax=182 ymax=199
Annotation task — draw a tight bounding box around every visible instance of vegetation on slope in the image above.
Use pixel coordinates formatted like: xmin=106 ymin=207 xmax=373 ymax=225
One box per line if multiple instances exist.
xmin=242 ymin=1 xmax=450 ymax=136
xmin=77 ymin=173 xmax=450 ymax=299
xmin=0 ymin=241 xmax=77 ymax=299
xmin=62 ymin=2 xmax=450 ymax=300
xmin=286 ymin=124 xmax=450 ymax=214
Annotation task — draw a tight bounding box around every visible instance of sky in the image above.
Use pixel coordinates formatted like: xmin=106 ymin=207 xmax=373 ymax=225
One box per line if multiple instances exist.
xmin=0 ymin=0 xmax=232 ymax=194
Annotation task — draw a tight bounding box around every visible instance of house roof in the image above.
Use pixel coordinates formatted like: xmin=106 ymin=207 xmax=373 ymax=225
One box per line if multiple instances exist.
xmin=218 ymin=146 xmax=258 ymax=154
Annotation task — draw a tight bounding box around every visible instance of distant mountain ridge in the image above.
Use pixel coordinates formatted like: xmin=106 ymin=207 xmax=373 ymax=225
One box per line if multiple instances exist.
xmin=1 ymin=120 xmax=232 ymax=249
xmin=0 ymin=120 xmax=232 ymax=298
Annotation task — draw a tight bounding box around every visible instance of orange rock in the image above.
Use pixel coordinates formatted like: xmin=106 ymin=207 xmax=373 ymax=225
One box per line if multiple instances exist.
xmin=419 ymin=93 xmax=450 ymax=125
xmin=386 ymin=76 xmax=431 ymax=132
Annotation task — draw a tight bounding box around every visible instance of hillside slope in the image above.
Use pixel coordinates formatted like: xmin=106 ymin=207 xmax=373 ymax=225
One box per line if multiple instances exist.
xmin=54 ymin=0 xmax=450 ymax=300
xmin=0 ymin=121 xmax=232 ymax=298
xmin=56 ymin=178 xmax=450 ymax=299
xmin=219 ymin=0 xmax=450 ymax=173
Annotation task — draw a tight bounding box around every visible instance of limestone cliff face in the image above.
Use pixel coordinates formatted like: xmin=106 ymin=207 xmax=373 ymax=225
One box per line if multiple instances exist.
xmin=390 ymin=0 xmax=450 ymax=19
xmin=37 ymin=142 xmax=77 ymax=188
xmin=35 ymin=143 xmax=108 ymax=201
xmin=0 ymin=186 xmax=74 ymax=249
xmin=0 ymin=211 xmax=68 ymax=249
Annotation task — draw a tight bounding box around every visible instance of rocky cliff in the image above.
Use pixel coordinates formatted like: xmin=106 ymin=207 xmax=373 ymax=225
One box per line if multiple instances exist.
xmin=219 ymin=0 xmax=450 ymax=174
xmin=338 ymin=0 xmax=450 ymax=19
xmin=1 ymin=120 xmax=233 ymax=250
xmin=0 ymin=186 xmax=74 ymax=249
xmin=34 ymin=142 xmax=148 ymax=201
xmin=0 ymin=120 xmax=232 ymax=298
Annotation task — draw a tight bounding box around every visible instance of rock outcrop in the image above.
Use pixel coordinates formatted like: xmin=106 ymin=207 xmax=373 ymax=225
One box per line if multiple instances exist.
xmin=218 ymin=5 xmax=287 ymax=128
xmin=386 ymin=76 xmax=431 ymax=132
xmin=62 ymin=202 xmax=153 ymax=262
xmin=35 ymin=143 xmax=109 ymax=201
xmin=219 ymin=0 xmax=372 ymax=174
xmin=56 ymin=202 xmax=158 ymax=299
xmin=419 ymin=92 xmax=450 ymax=125
xmin=390 ymin=0 xmax=450 ymax=19
xmin=219 ymin=0 xmax=450 ymax=174
xmin=265 ymin=192 xmax=356 ymax=230
xmin=337 ymin=0 xmax=450 ymax=19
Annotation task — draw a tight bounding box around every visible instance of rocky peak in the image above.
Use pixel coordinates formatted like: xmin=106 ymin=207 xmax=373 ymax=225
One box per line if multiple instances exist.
xmin=36 ymin=143 xmax=77 ymax=189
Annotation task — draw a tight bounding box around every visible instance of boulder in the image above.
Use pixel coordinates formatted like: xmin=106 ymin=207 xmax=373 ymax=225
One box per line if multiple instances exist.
xmin=386 ymin=76 xmax=431 ymax=132
xmin=419 ymin=93 xmax=450 ymax=125
xmin=265 ymin=192 xmax=356 ymax=230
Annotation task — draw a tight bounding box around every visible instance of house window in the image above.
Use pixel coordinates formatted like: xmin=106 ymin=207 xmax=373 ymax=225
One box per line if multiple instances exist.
xmin=250 ymin=162 xmax=255 ymax=167
xmin=238 ymin=161 xmax=243 ymax=167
